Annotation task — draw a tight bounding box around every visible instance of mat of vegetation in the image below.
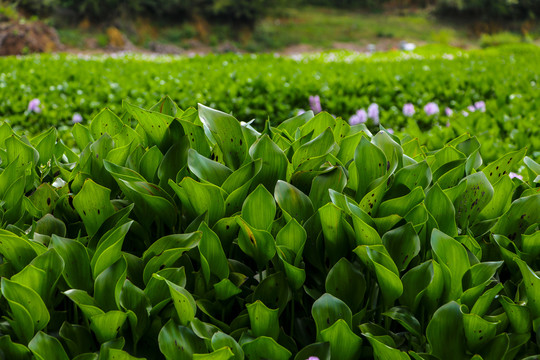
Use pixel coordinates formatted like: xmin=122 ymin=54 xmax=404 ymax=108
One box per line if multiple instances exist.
xmin=0 ymin=97 xmax=539 ymax=359
xmin=1 ymin=44 xmax=539 ymax=162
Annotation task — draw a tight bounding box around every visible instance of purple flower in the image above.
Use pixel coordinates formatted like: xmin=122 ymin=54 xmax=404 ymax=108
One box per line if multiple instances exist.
xmin=297 ymin=109 xmax=306 ymax=116
xmin=509 ymin=172 xmax=523 ymax=180
xmin=28 ymin=98 xmax=41 ymax=113
xmin=467 ymin=105 xmax=476 ymax=112
xmin=445 ymin=107 xmax=453 ymax=116
xmin=474 ymin=101 xmax=486 ymax=112
xmin=402 ymin=103 xmax=415 ymax=117
xmin=72 ymin=113 xmax=83 ymax=123
xmin=423 ymin=102 xmax=439 ymax=116
xmin=368 ymin=103 xmax=379 ymax=124
xmin=462 ymin=111 xmax=469 ymax=117
xmin=309 ymin=95 xmax=322 ymax=114
xmin=387 ymin=128 xmax=394 ymax=134
xmin=307 ymin=357 xmax=320 ymax=360
xmin=446 ymin=121 xmax=451 ymax=127
xmin=349 ymin=109 xmax=367 ymax=125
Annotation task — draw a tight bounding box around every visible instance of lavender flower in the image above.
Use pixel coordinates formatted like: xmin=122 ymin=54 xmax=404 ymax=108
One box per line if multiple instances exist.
xmin=28 ymin=98 xmax=41 ymax=113
xmin=307 ymin=357 xmax=320 ymax=360
xmin=446 ymin=121 xmax=451 ymax=127
xmin=402 ymin=103 xmax=415 ymax=117
xmin=462 ymin=111 xmax=469 ymax=117
xmin=387 ymin=128 xmax=394 ymax=134
xmin=445 ymin=107 xmax=453 ymax=116
xmin=509 ymin=172 xmax=523 ymax=180
xmin=467 ymin=105 xmax=476 ymax=112
xmin=350 ymin=109 xmax=367 ymax=125
xmin=423 ymin=102 xmax=439 ymax=116
xmin=474 ymin=101 xmax=486 ymax=112
xmin=297 ymin=109 xmax=306 ymax=116
xmin=368 ymin=103 xmax=379 ymax=124
xmin=72 ymin=113 xmax=83 ymax=123
xmin=309 ymin=95 xmax=322 ymax=114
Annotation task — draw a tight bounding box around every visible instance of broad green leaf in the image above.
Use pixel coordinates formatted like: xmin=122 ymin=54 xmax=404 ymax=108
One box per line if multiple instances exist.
xmin=73 ymin=179 xmax=115 ymax=237
xmin=364 ymin=333 xmax=410 ymax=360
xmin=431 ymin=229 xmax=470 ymax=301
xmin=309 ymin=166 xmax=347 ymax=210
xmin=211 ymin=332 xmax=244 ymax=360
xmin=425 ymin=183 xmax=458 ymax=236
xmin=482 ymin=148 xmax=527 ymax=185
xmin=247 ymin=301 xmax=280 ymax=340
xmin=382 ymin=306 xmax=421 ymax=338
xmin=355 ymin=137 xmax=387 ymax=200
xmin=274 ymin=180 xmax=314 ymax=223
xmin=319 ymin=203 xmax=350 ymax=264
xmin=199 ymin=222 xmax=229 ymax=282
xmin=311 ymin=293 xmax=352 ymax=341
xmin=28 ymin=331 xmax=69 ymax=360
xmin=493 ymin=194 xmax=540 ymax=240
xmin=294 ymin=342 xmax=331 ymax=360
xmin=249 ymin=134 xmax=288 ymax=191
xmin=400 ymin=260 xmax=444 ymax=313
xmin=193 ymin=347 xmax=235 ymax=360
xmin=0 ymin=229 xmax=40 ymax=271
xmin=198 ymin=104 xmax=247 ymax=170
xmin=325 ymin=258 xmax=366 ymax=313
xmin=91 ymin=221 xmax=132 ymax=278
xmin=514 ymin=258 xmax=540 ymax=318
xmin=1 ymin=277 xmax=49 ymax=334
xmin=0 ymin=335 xmax=31 ymax=360
xmin=170 ymin=177 xmax=226 ymax=225
xmin=426 ymin=301 xmax=466 ymax=360
xmin=241 ymin=184 xmax=276 ymax=231
xmin=454 ymin=172 xmax=494 ymax=229
xmin=382 ymin=222 xmax=420 ymax=271
xmin=320 ymin=319 xmax=362 ymax=360
xmin=89 ymin=311 xmax=128 ymax=343
xmin=159 ymin=320 xmax=206 ymax=360
xmin=124 ymin=101 xmax=173 ymax=150
xmin=188 ymin=148 xmax=232 ymax=186
xmin=241 ymin=336 xmax=291 ymax=360
xmin=51 ymin=235 xmax=93 ymax=292
xmin=292 ymin=128 xmax=335 ymax=169
xmin=236 ymin=218 xmax=276 ymax=269
xmin=94 ymin=257 xmax=127 ymax=311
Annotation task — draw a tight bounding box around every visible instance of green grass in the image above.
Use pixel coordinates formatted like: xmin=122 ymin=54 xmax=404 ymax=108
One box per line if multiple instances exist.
xmin=251 ymin=6 xmax=470 ymax=50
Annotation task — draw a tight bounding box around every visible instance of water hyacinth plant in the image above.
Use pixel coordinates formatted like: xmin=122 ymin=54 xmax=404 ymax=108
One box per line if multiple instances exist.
xmin=403 ymin=103 xmax=415 ymax=117
xmin=0 ymin=97 xmax=538 ymax=359
xmin=423 ymin=102 xmax=439 ymax=116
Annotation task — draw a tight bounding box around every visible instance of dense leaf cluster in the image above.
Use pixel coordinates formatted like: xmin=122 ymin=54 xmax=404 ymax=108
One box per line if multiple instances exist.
xmin=0 ymin=98 xmax=539 ymax=359
xmin=1 ymin=45 xmax=539 ymax=163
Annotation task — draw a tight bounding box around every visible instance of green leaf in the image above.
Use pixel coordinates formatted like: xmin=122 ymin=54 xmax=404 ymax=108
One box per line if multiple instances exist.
xmin=382 ymin=222 xmax=421 ymax=272
xmin=91 ymin=221 xmax=132 ymax=278
xmin=211 ymin=332 xmax=244 ymax=360
xmin=309 ymin=166 xmax=347 ymax=211
xmin=426 ymin=301 xmax=466 ymax=360
xmin=425 ymin=183 xmax=458 ymax=236
xmin=199 ymin=222 xmax=229 ymax=282
xmin=454 ymin=172 xmax=494 ymax=229
xmin=241 ymin=185 xmax=276 ymax=231
xmin=462 ymin=308 xmax=498 ymax=352
xmin=241 ymin=336 xmax=291 ymax=360
xmin=0 ymin=229 xmax=40 ymax=271
xmin=89 ymin=311 xmax=128 ymax=343
xmin=249 ymin=134 xmax=288 ymax=191
xmin=193 ymin=347 xmax=235 ymax=360
xmin=198 ymin=104 xmax=247 ymax=170
xmin=482 ymin=148 xmax=527 ymax=185
xmin=400 ymin=260 xmax=444 ymax=313
xmin=165 ymin=278 xmax=198 ymax=326
xmin=320 ymin=319 xmax=362 ymax=360
xmin=355 ymin=137 xmax=387 ymax=200
xmin=188 ymin=148 xmax=233 ymax=186
xmin=94 ymin=257 xmax=127 ymax=311
xmin=431 ymin=229 xmax=470 ymax=301
xmin=170 ymin=177 xmax=226 ymax=225
xmin=382 ymin=306 xmax=421 ymax=338
xmin=364 ymin=333 xmax=410 ymax=360
xmin=1 ymin=277 xmax=49 ymax=334
xmin=50 ymin=235 xmax=93 ymax=292
xmin=0 ymin=335 xmax=32 ymax=360
xmin=312 ymin=293 xmax=352 ymax=341
xmin=274 ymin=180 xmax=314 ymax=223
xmin=73 ymin=179 xmax=116 ymax=237
xmin=292 ymin=128 xmax=335 ymax=169
xmin=124 ymin=101 xmax=173 ymax=150
xmin=493 ymin=194 xmax=540 ymax=240
xmin=159 ymin=320 xmax=206 ymax=360
xmin=325 ymin=258 xmax=366 ymax=313
xmin=247 ymin=301 xmax=280 ymax=340
xmin=236 ymin=217 xmax=276 ymax=269
xmin=514 ymin=257 xmax=540 ymax=319
xmin=294 ymin=342 xmax=330 ymax=360
xmin=28 ymin=331 xmax=69 ymax=360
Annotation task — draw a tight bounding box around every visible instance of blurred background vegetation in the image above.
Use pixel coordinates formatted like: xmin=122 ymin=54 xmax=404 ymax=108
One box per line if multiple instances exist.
xmin=0 ymin=0 xmax=538 ymax=53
